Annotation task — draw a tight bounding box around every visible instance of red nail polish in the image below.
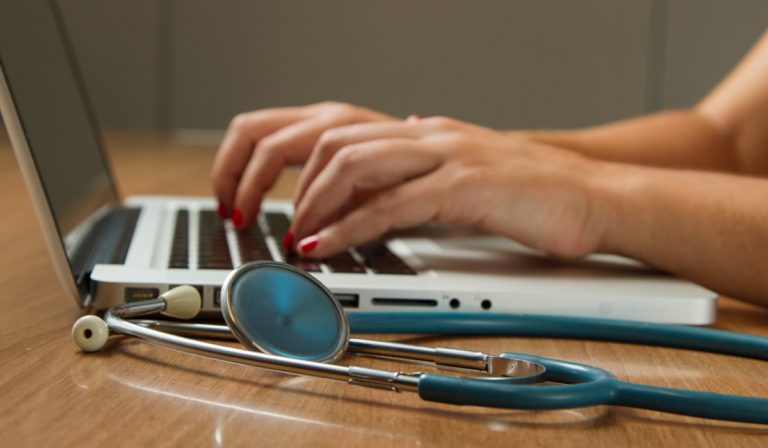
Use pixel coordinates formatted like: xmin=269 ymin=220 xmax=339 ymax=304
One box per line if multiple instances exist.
xmin=232 ymin=208 xmax=243 ymax=228
xmin=282 ymin=230 xmax=294 ymax=253
xmin=217 ymin=201 xmax=228 ymax=219
xmin=298 ymin=235 xmax=319 ymax=254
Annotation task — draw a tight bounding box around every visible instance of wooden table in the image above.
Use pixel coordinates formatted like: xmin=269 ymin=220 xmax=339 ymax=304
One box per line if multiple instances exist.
xmin=1 ymin=132 xmax=767 ymax=447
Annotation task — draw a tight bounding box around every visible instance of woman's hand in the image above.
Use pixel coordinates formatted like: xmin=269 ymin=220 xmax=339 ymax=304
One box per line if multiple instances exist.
xmin=289 ymin=116 xmax=614 ymax=259
xmin=211 ymin=101 xmax=395 ymax=228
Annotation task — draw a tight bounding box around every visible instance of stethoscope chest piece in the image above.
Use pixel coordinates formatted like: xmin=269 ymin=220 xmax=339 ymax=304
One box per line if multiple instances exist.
xmin=221 ymin=261 xmax=350 ymax=362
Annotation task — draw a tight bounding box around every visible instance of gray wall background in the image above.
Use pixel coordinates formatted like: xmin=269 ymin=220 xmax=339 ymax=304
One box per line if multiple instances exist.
xmin=56 ymin=0 xmax=768 ymax=132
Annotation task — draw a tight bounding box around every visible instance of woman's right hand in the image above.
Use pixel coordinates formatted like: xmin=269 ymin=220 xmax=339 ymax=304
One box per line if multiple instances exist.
xmin=211 ymin=101 xmax=395 ymax=229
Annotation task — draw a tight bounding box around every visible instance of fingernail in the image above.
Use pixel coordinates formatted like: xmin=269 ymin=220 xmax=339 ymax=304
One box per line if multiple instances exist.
xmin=232 ymin=208 xmax=243 ymax=228
xmin=298 ymin=234 xmax=319 ymax=254
xmin=407 ymin=114 xmax=423 ymax=122
xmin=217 ymin=201 xmax=228 ymax=219
xmin=282 ymin=230 xmax=294 ymax=253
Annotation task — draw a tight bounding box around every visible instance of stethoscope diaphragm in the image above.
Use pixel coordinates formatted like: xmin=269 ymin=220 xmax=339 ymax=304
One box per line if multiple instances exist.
xmin=220 ymin=261 xmax=349 ymax=362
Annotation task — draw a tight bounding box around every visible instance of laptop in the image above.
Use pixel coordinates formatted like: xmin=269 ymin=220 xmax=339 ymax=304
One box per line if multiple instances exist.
xmin=0 ymin=0 xmax=718 ymax=324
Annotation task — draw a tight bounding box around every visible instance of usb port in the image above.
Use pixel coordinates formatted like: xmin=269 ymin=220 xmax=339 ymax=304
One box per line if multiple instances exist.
xmin=334 ymin=293 xmax=359 ymax=308
xmin=124 ymin=287 xmax=159 ymax=302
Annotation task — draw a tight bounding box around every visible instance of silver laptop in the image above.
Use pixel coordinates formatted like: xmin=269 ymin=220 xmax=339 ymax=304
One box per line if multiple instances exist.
xmin=0 ymin=0 xmax=718 ymax=324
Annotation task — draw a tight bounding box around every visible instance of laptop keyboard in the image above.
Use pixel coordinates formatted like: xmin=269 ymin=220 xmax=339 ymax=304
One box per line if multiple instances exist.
xmin=168 ymin=210 xmax=190 ymax=269
xmin=198 ymin=210 xmax=233 ymax=270
xmin=169 ymin=209 xmax=415 ymax=275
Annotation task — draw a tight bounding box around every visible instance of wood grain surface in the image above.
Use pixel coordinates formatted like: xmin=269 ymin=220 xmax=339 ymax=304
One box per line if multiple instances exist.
xmin=1 ymin=133 xmax=767 ymax=447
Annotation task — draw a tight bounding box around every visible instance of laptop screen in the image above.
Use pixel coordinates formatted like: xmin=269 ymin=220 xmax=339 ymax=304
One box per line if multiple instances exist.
xmin=0 ymin=0 xmax=118 ymax=239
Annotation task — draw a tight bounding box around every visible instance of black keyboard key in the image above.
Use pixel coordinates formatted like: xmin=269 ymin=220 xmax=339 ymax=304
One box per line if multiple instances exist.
xmin=325 ymin=252 xmax=366 ymax=273
xmin=169 ymin=210 xmax=189 ymax=268
xmin=236 ymin=225 xmax=273 ymax=263
xmin=198 ymin=210 xmax=233 ymax=270
xmin=265 ymin=212 xmax=291 ymax=237
xmin=285 ymin=254 xmax=322 ymax=272
xmin=356 ymin=241 xmax=416 ymax=275
xmin=239 ymin=247 xmax=273 ymax=263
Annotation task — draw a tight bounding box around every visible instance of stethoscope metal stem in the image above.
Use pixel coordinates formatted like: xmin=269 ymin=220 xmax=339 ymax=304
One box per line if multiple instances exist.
xmin=130 ymin=319 xmax=545 ymax=378
xmin=107 ymin=312 xmax=422 ymax=393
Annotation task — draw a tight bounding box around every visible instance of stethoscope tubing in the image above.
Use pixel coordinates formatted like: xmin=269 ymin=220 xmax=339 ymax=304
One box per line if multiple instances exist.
xmin=417 ymin=353 xmax=768 ymax=424
xmin=348 ymin=312 xmax=768 ymax=361
xmin=349 ymin=313 xmax=768 ymax=423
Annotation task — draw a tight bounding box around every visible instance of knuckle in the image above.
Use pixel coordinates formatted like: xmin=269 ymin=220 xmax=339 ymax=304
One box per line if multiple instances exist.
xmin=332 ymin=145 xmax=364 ymax=172
xmin=432 ymin=133 xmax=471 ymax=155
xmin=316 ymin=100 xmax=344 ymax=109
xmin=255 ymin=134 xmax=275 ymax=151
xmin=228 ymin=112 xmax=254 ymax=132
xmin=425 ymin=116 xmax=458 ymax=130
xmin=449 ymin=166 xmax=484 ymax=189
xmin=372 ymin=190 xmax=400 ymax=215
xmin=326 ymin=102 xmax=358 ymax=121
xmin=446 ymin=133 xmax=470 ymax=147
xmin=316 ymin=128 xmax=345 ymax=155
xmin=255 ymin=134 xmax=284 ymax=158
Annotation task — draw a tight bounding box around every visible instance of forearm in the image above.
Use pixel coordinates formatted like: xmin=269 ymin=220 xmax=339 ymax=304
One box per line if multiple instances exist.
xmin=594 ymin=162 xmax=768 ymax=306
xmin=516 ymin=109 xmax=740 ymax=172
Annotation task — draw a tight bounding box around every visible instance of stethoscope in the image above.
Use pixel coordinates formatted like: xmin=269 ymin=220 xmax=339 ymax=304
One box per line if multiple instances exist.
xmin=72 ymin=261 xmax=768 ymax=424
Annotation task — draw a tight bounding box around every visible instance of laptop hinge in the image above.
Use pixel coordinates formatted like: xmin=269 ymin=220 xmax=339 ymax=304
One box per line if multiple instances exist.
xmin=70 ymin=207 xmax=141 ymax=297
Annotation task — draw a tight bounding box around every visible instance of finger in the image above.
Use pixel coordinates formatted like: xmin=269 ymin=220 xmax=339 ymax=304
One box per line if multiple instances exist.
xmin=211 ymin=108 xmax=308 ymax=214
xmin=232 ymin=114 xmax=349 ymax=228
xmin=292 ymin=139 xmax=442 ymax=240
xmin=296 ymin=173 xmax=444 ymax=258
xmin=293 ymin=120 xmax=433 ymax=206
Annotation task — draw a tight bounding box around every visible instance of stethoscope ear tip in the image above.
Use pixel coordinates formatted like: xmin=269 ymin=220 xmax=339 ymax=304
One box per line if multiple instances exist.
xmin=72 ymin=315 xmax=109 ymax=352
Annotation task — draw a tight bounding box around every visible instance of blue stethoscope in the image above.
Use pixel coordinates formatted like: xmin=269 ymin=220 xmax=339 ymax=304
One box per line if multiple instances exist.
xmin=72 ymin=261 xmax=768 ymax=424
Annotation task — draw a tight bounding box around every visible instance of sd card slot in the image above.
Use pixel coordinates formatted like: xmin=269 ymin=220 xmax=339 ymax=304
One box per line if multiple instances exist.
xmin=371 ymin=297 xmax=438 ymax=307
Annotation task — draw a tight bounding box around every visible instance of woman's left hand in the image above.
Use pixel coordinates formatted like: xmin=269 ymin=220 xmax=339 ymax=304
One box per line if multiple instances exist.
xmin=289 ymin=116 xmax=615 ymax=259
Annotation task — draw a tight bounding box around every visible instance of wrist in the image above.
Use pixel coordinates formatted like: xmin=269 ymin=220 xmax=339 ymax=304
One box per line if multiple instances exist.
xmin=584 ymin=160 xmax=650 ymax=256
